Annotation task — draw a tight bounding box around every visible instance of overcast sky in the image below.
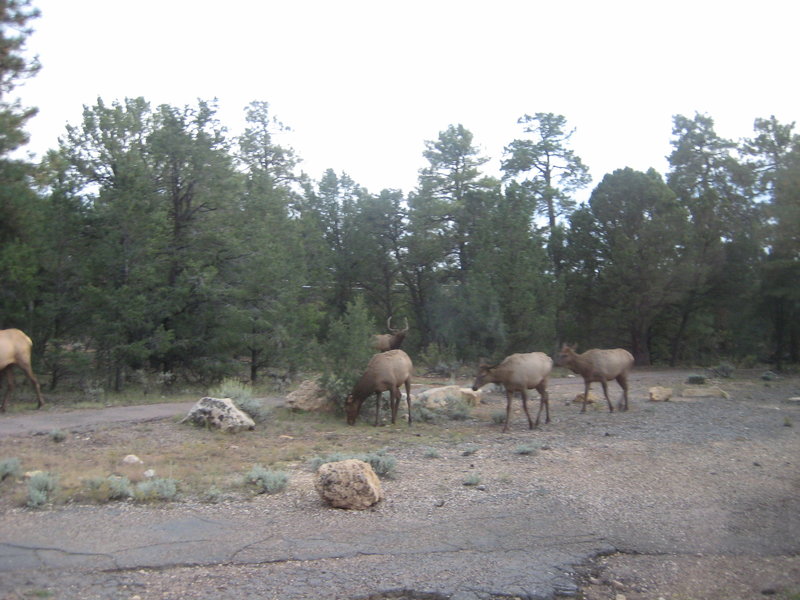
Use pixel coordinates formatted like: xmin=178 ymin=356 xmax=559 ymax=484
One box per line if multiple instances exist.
xmin=16 ymin=0 xmax=800 ymax=198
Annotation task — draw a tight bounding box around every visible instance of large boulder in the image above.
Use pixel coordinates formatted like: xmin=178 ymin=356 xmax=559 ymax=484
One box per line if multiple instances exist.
xmin=649 ymin=386 xmax=673 ymax=402
xmin=315 ymin=459 xmax=383 ymax=510
xmin=286 ymin=379 xmax=333 ymax=412
xmin=414 ymin=385 xmax=481 ymax=409
xmin=181 ymin=397 xmax=255 ymax=432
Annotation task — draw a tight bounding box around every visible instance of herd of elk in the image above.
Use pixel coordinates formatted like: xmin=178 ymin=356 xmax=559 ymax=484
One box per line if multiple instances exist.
xmin=2 ymin=322 xmax=637 ymax=434
xmin=471 ymin=352 xmax=553 ymax=432
xmin=0 ymin=328 xmax=45 ymax=412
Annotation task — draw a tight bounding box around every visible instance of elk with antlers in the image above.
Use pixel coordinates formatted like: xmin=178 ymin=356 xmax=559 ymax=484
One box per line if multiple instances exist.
xmin=371 ymin=316 xmax=410 ymax=352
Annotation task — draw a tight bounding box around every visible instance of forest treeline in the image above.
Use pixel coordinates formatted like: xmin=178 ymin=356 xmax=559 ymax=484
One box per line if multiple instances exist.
xmin=1 ymin=3 xmax=799 ymax=394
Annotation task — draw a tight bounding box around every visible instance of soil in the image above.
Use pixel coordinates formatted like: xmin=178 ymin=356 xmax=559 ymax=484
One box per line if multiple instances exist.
xmin=1 ymin=367 xmax=799 ymax=600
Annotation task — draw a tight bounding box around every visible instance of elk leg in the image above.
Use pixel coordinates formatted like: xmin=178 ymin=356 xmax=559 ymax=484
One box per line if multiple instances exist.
xmin=390 ymin=386 xmax=399 ymax=425
xmin=503 ymin=389 xmax=513 ymax=432
xmin=1 ymin=368 xmax=14 ymax=412
xmin=581 ymin=382 xmax=591 ymax=413
xmin=404 ymin=379 xmax=412 ymax=426
xmin=600 ymin=380 xmax=614 ymax=413
xmin=374 ymin=391 xmax=381 ymax=426
xmin=521 ymin=390 xmax=534 ymax=430
xmin=534 ymin=381 xmax=549 ymax=426
xmin=19 ymin=362 xmax=44 ymax=409
xmin=617 ymin=374 xmax=629 ymax=411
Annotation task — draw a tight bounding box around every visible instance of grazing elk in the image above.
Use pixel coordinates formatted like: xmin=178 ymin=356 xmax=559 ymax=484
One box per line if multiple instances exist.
xmin=0 ymin=329 xmax=45 ymax=412
xmin=345 ymin=349 xmax=413 ymax=426
xmin=371 ymin=316 xmax=410 ymax=352
xmin=471 ymin=352 xmax=553 ymax=432
xmin=555 ymin=344 xmax=634 ymax=413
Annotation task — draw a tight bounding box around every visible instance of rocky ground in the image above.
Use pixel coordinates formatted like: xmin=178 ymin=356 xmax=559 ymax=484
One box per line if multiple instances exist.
xmin=0 ymin=368 xmax=799 ymax=599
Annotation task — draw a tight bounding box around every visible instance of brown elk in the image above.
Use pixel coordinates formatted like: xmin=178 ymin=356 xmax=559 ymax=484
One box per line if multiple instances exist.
xmin=371 ymin=316 xmax=410 ymax=352
xmin=345 ymin=349 xmax=413 ymax=426
xmin=0 ymin=329 xmax=45 ymax=412
xmin=471 ymin=352 xmax=553 ymax=432
xmin=554 ymin=344 xmax=634 ymax=413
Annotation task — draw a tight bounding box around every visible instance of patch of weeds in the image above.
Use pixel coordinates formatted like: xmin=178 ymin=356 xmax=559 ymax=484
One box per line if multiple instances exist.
xmin=0 ymin=457 xmax=21 ymax=481
xmin=491 ymin=411 xmax=506 ymax=425
xmin=133 ymin=477 xmax=178 ymax=502
xmin=209 ymin=378 xmax=252 ymax=403
xmin=26 ymin=471 xmax=58 ymax=508
xmin=462 ymin=473 xmax=481 ymax=486
xmin=784 ymin=417 xmax=793 ymax=427
xmin=49 ymin=429 xmax=67 ymax=443
xmin=201 ymin=486 xmax=224 ymax=503
xmin=235 ymin=397 xmax=271 ymax=423
xmin=21 ymin=589 xmax=53 ymax=598
xmin=308 ymin=449 xmax=397 ymax=478
xmin=514 ymin=443 xmax=539 ymax=456
xmin=423 ymin=448 xmax=441 ymax=459
xmin=446 ymin=400 xmax=470 ymax=421
xmin=461 ymin=444 xmax=479 ymax=456
xmin=245 ymin=465 xmax=289 ymax=494
xmin=686 ymin=374 xmax=706 ymax=385
xmin=410 ymin=405 xmax=443 ymax=424
xmin=83 ymin=475 xmax=132 ymax=502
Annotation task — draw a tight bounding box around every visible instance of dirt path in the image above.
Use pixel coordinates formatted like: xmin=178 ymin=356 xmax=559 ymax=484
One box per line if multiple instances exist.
xmin=0 ymin=370 xmax=799 ymax=599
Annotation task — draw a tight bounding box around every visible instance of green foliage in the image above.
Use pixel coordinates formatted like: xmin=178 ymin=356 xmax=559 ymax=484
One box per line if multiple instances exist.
xmin=26 ymin=471 xmax=58 ymax=508
xmin=245 ymin=466 xmax=289 ymax=494
xmin=309 ymin=449 xmax=397 ymax=479
xmin=460 ymin=444 xmax=479 ymax=456
xmin=83 ymin=475 xmax=133 ymax=502
xmin=515 ymin=444 xmax=540 ymax=456
xmin=319 ymin=297 xmax=377 ymax=407
xmin=133 ymin=478 xmax=179 ymax=502
xmin=462 ymin=473 xmax=481 ymax=486
xmin=491 ymin=411 xmax=507 ymax=425
xmin=686 ymin=375 xmax=707 ymax=385
xmin=0 ymin=457 xmax=21 ymax=481
xmin=423 ymin=448 xmax=441 ymax=459
xmin=48 ymin=429 xmax=66 ymax=443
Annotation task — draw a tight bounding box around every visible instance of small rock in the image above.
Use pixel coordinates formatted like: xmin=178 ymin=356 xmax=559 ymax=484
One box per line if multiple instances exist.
xmin=143 ymin=469 xmax=156 ymax=478
xmin=123 ymin=454 xmax=143 ymax=465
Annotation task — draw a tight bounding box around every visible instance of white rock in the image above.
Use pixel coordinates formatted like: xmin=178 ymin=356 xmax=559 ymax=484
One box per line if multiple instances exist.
xmin=123 ymin=454 xmax=143 ymax=465
xmin=181 ymin=397 xmax=256 ymax=432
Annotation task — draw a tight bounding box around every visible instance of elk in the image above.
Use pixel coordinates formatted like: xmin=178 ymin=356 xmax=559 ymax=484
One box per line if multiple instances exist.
xmin=0 ymin=329 xmax=45 ymax=412
xmin=555 ymin=344 xmax=634 ymax=413
xmin=345 ymin=349 xmax=413 ymax=426
xmin=471 ymin=352 xmax=553 ymax=432
xmin=371 ymin=316 xmax=410 ymax=352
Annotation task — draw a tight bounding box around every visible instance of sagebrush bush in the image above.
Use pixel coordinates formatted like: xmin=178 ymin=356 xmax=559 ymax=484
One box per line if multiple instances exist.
xmin=491 ymin=411 xmax=507 ymax=425
xmin=235 ymin=397 xmax=271 ymax=423
xmin=463 ymin=473 xmax=481 ymax=486
xmin=515 ymin=444 xmax=539 ymax=456
xmin=83 ymin=475 xmax=133 ymax=502
xmin=245 ymin=466 xmax=289 ymax=494
xmin=49 ymin=429 xmax=67 ymax=443
xmin=26 ymin=471 xmax=58 ymax=508
xmin=209 ymin=378 xmax=252 ymax=403
xmin=134 ymin=478 xmax=178 ymax=502
xmin=309 ymin=449 xmax=397 ymax=479
xmin=0 ymin=457 xmax=21 ymax=481
xmin=446 ymin=400 xmax=470 ymax=421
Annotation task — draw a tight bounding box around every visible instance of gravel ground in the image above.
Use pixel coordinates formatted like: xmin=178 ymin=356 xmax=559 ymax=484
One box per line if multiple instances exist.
xmin=0 ymin=368 xmax=799 ymax=599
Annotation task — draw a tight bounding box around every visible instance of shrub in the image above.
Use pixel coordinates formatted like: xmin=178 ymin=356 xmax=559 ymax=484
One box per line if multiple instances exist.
xmin=235 ymin=397 xmax=271 ymax=423
xmin=446 ymin=400 xmax=470 ymax=421
xmin=491 ymin=411 xmax=507 ymax=425
xmin=423 ymin=448 xmax=440 ymax=459
xmin=133 ymin=478 xmax=178 ymax=502
xmin=686 ymin=375 xmax=706 ymax=385
xmin=49 ymin=429 xmax=67 ymax=443
xmin=461 ymin=444 xmax=479 ymax=456
xmin=26 ymin=471 xmax=58 ymax=508
xmin=410 ymin=405 xmax=443 ymax=424
xmin=0 ymin=457 xmax=21 ymax=481
xmin=209 ymin=378 xmax=252 ymax=403
xmin=463 ymin=473 xmax=481 ymax=486
xmin=245 ymin=466 xmax=289 ymax=494
xmin=83 ymin=475 xmax=132 ymax=502
xmin=710 ymin=362 xmax=734 ymax=378
xmin=515 ymin=444 xmax=539 ymax=456
xmin=309 ymin=450 xmax=397 ymax=478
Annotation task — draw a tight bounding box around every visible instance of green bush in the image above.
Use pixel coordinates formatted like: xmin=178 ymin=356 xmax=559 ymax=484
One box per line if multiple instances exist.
xmin=245 ymin=466 xmax=289 ymax=494
xmin=318 ymin=298 xmax=377 ymax=409
xmin=686 ymin=374 xmax=706 ymax=385
xmin=515 ymin=444 xmax=539 ymax=456
xmin=133 ymin=478 xmax=178 ymax=502
xmin=309 ymin=449 xmax=397 ymax=478
xmin=209 ymin=378 xmax=252 ymax=403
xmin=83 ymin=475 xmax=133 ymax=502
xmin=491 ymin=411 xmax=507 ymax=425
xmin=0 ymin=457 xmax=21 ymax=481
xmin=462 ymin=473 xmax=481 ymax=486
xmin=446 ymin=400 xmax=471 ymax=421
xmin=26 ymin=471 xmax=58 ymax=508
xmin=235 ymin=397 xmax=271 ymax=423
xmin=49 ymin=429 xmax=67 ymax=443
xmin=423 ymin=448 xmax=440 ymax=459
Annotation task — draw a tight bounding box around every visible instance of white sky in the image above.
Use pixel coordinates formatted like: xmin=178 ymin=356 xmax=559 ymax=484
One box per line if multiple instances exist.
xmin=15 ymin=0 xmax=800 ymax=198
